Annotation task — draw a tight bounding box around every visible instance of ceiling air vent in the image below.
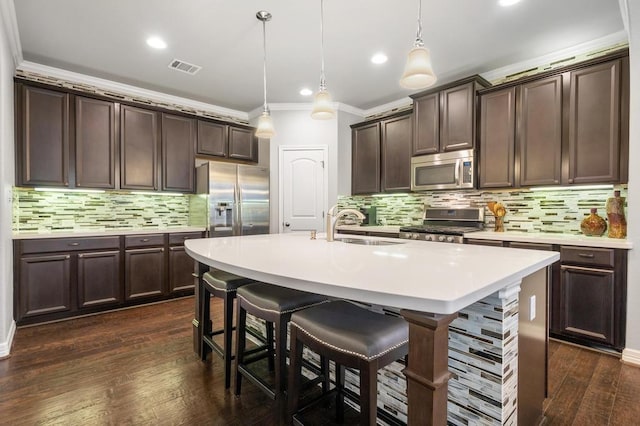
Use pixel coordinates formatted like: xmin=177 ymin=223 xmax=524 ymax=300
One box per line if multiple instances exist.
xmin=168 ymin=59 xmax=202 ymax=75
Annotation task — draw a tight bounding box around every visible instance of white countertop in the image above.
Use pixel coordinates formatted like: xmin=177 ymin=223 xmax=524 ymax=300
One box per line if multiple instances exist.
xmin=185 ymin=233 xmax=558 ymax=314
xmin=13 ymin=226 xmax=207 ymax=240
xmin=465 ymin=230 xmax=633 ymax=249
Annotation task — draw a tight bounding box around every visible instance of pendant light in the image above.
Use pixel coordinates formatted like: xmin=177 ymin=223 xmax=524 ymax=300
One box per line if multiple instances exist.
xmin=255 ymin=11 xmax=275 ymax=139
xmin=400 ymin=0 xmax=437 ymax=90
xmin=311 ymin=0 xmax=335 ymax=120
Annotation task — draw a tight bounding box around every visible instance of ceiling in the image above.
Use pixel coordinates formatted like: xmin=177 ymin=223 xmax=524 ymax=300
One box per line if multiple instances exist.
xmin=14 ymin=0 xmax=625 ymax=113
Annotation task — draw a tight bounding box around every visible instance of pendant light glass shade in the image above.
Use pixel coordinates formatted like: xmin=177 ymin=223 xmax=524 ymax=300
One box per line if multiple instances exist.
xmin=400 ymin=46 xmax=437 ymax=89
xmin=255 ymin=11 xmax=275 ymax=139
xmin=256 ymin=110 xmax=275 ymax=139
xmin=311 ymin=89 xmax=334 ymax=120
xmin=400 ymin=0 xmax=437 ymax=90
xmin=311 ymin=0 xmax=335 ymax=120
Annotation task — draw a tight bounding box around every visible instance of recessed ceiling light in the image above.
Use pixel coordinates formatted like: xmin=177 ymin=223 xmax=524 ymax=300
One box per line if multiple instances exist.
xmin=371 ymin=53 xmax=388 ymax=64
xmin=498 ymin=0 xmax=521 ymax=6
xmin=146 ymin=36 xmax=167 ymax=49
xmin=300 ymin=88 xmax=313 ymax=96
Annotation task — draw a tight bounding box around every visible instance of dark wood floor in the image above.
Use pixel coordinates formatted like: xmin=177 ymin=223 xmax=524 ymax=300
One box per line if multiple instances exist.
xmin=1 ymin=297 xmax=639 ymax=425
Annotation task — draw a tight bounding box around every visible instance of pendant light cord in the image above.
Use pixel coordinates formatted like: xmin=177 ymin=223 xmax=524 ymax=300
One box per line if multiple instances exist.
xmin=262 ymin=19 xmax=269 ymax=112
xmin=319 ymin=0 xmax=326 ymax=90
xmin=414 ymin=0 xmax=424 ymax=47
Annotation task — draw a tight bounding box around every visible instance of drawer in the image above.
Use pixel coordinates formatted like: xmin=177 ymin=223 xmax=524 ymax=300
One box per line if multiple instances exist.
xmin=560 ymin=246 xmax=614 ymax=268
xmin=124 ymin=234 xmax=165 ymax=248
xmin=465 ymin=238 xmax=505 ymax=247
xmin=21 ymin=236 xmax=120 ymax=254
xmin=508 ymin=242 xmax=555 ymax=251
xmin=169 ymin=232 xmax=204 ymax=245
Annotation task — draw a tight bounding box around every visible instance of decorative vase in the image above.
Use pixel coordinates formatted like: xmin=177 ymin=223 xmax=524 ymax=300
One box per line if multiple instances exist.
xmin=494 ymin=216 xmax=505 ymax=232
xmin=606 ymin=190 xmax=627 ymax=238
xmin=580 ymin=208 xmax=607 ymax=237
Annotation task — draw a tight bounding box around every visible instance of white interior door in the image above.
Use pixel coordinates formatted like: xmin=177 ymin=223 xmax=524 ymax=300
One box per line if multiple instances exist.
xmin=280 ymin=147 xmax=327 ymax=233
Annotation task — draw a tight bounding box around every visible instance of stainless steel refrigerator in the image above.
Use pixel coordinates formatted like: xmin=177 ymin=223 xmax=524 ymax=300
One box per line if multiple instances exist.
xmin=196 ymin=162 xmax=270 ymax=237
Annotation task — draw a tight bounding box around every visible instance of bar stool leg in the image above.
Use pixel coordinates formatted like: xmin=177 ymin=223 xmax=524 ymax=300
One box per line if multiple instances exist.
xmin=336 ymin=363 xmax=345 ymax=423
xmin=359 ymin=361 xmax=378 ymax=426
xmin=266 ymin=321 xmax=275 ymax=372
xmin=234 ymin=303 xmax=247 ymax=396
xmin=275 ymin=318 xmax=289 ymax=403
xmin=199 ymin=282 xmax=211 ymax=361
xmin=223 ymin=291 xmax=234 ymax=389
xmin=287 ymin=325 xmax=303 ymax=422
xmin=320 ymin=356 xmax=330 ymax=393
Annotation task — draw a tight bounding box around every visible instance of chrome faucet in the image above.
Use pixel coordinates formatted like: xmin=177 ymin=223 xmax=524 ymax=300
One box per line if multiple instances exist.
xmin=326 ymin=205 xmax=366 ymax=242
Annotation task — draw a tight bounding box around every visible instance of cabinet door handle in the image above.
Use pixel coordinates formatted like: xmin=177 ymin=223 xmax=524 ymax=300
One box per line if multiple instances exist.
xmin=191 ymin=273 xmax=199 ymax=278
xmin=577 ymin=253 xmax=595 ymax=259
xmin=69 ymin=242 xmax=80 ymax=246
xmin=141 ymin=238 xmax=150 ymax=242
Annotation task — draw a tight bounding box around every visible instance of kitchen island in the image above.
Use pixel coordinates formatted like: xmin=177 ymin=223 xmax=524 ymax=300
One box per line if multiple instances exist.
xmin=185 ymin=233 xmax=559 ymax=425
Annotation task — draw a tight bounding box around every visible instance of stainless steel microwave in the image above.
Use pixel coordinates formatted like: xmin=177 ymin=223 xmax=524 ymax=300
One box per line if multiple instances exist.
xmin=411 ymin=149 xmax=475 ymax=191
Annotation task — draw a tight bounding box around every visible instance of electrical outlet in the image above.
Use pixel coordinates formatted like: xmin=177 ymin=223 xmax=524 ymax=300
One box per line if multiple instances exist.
xmin=529 ymin=295 xmax=536 ymax=321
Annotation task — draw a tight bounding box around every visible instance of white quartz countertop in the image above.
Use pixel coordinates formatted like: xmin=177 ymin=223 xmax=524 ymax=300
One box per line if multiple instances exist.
xmin=13 ymin=226 xmax=207 ymax=240
xmin=465 ymin=230 xmax=633 ymax=249
xmin=336 ymin=225 xmax=401 ymax=233
xmin=185 ymin=233 xmax=558 ymax=314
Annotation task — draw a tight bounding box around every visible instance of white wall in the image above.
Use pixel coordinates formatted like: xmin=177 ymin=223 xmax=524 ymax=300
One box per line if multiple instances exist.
xmin=0 ymin=3 xmax=17 ymax=357
xmin=622 ymin=0 xmax=640 ymax=364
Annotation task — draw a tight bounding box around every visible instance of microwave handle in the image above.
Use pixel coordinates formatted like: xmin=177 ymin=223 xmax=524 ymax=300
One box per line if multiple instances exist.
xmin=454 ymin=159 xmax=461 ymax=185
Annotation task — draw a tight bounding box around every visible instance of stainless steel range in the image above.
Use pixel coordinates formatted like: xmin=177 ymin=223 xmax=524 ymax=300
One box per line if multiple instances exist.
xmin=399 ymin=207 xmax=485 ymax=243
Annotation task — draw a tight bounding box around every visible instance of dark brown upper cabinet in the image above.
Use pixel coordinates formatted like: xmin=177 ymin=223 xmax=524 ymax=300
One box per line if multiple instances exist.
xmin=478 ymin=50 xmax=629 ymax=189
xmin=196 ymin=120 xmax=258 ymax=163
xmin=381 ymin=113 xmax=412 ymax=192
xmin=16 ymin=84 xmax=70 ymax=187
xmin=479 ymin=87 xmax=516 ymax=189
xmin=120 ymin=105 xmax=160 ymax=190
xmin=197 ymin=120 xmax=227 ymax=158
xmin=228 ymin=126 xmax=258 ymax=162
xmin=568 ymin=60 xmax=622 ymax=184
xmin=352 ymin=121 xmax=381 ymax=195
xmin=519 ymin=76 xmax=563 ymax=187
xmin=162 ymin=113 xmax=196 ymax=192
xmin=351 ymin=111 xmax=412 ymax=195
xmin=411 ymin=76 xmax=490 ymax=156
xmin=75 ymin=96 xmax=117 ymax=189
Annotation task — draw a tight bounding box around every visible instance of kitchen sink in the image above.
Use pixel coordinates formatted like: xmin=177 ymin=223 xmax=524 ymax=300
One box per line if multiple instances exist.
xmin=336 ymin=238 xmax=405 ymax=246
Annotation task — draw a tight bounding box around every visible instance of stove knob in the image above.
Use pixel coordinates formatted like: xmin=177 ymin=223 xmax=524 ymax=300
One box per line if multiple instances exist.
xmin=446 ymin=236 xmax=455 ymax=243
xmin=438 ymin=235 xmax=446 ymax=242
xmin=424 ymin=235 xmax=431 ymax=241
xmin=412 ymin=233 xmax=419 ymax=240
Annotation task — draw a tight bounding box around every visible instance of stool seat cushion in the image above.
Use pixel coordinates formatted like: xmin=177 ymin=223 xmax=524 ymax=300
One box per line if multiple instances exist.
xmin=203 ymin=270 xmax=254 ymax=292
xmin=237 ymin=283 xmax=328 ymax=314
xmin=290 ymin=300 xmax=408 ymax=361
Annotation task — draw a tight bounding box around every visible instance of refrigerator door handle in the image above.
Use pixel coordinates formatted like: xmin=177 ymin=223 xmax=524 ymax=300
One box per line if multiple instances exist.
xmin=235 ymin=182 xmax=242 ymax=235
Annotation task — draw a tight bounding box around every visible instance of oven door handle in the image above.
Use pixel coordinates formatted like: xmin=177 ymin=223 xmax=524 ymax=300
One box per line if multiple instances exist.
xmin=454 ymin=159 xmax=461 ymax=186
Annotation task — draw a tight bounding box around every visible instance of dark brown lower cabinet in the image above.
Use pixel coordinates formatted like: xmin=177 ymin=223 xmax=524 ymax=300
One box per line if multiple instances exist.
xmin=14 ymin=231 xmax=203 ymax=325
xmin=169 ymin=246 xmax=195 ymax=293
xmin=18 ymin=254 xmax=72 ymax=319
xmin=125 ymin=247 xmax=165 ymax=300
xmin=78 ymin=250 xmax=121 ymax=308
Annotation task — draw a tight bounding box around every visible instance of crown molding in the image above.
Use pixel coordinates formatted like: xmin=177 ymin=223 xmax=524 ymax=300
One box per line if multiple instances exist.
xmin=0 ymin=0 xmax=23 ymax=67
xmin=17 ymin=61 xmax=249 ymax=121
xmin=481 ymin=31 xmax=629 ymax=83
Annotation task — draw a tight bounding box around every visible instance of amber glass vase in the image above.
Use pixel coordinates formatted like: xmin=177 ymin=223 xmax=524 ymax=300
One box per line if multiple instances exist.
xmin=580 ymin=208 xmax=607 ymax=236
xmin=606 ymin=190 xmax=627 ymax=238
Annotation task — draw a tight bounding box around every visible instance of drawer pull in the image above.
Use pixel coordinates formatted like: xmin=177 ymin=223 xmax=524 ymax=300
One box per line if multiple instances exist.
xmin=140 ymin=238 xmax=150 ymax=242
xmin=191 ymin=273 xmax=199 ymax=278
xmin=69 ymin=242 xmax=80 ymax=246
xmin=578 ymin=253 xmax=595 ymax=259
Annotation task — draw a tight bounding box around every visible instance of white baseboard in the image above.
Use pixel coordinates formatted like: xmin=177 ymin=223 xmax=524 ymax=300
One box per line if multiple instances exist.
xmin=622 ymin=348 xmax=640 ymax=366
xmin=0 ymin=320 xmax=16 ymax=358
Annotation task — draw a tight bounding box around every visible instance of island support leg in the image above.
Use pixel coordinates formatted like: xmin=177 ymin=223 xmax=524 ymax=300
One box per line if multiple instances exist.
xmin=193 ymin=261 xmax=209 ymax=357
xmin=400 ymin=310 xmax=458 ymax=426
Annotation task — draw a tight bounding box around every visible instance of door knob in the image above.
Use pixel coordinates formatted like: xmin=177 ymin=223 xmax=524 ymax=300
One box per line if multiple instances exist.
xmin=285 ymin=222 xmax=290 ymax=227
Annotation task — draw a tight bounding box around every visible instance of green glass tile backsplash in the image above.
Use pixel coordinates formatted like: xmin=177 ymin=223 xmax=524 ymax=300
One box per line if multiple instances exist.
xmin=13 ymin=188 xmax=207 ymax=233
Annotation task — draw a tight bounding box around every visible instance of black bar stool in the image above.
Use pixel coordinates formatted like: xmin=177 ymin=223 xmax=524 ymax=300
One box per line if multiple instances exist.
xmin=233 ymin=283 xmax=329 ymax=407
xmin=199 ymin=270 xmax=255 ymax=389
xmin=287 ymin=300 xmax=409 ymax=425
